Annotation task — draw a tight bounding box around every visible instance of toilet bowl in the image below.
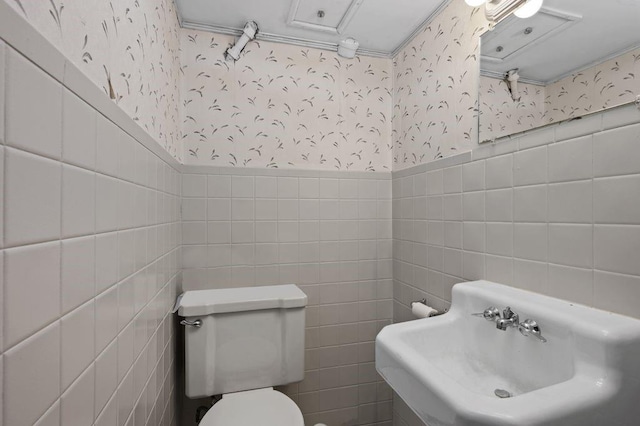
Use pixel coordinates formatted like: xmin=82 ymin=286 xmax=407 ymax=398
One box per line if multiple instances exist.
xmin=199 ymin=388 xmax=303 ymax=426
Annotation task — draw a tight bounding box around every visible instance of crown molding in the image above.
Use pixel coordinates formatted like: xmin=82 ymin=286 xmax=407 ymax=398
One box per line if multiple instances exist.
xmin=180 ymin=0 xmax=453 ymax=60
xmin=180 ymin=20 xmax=391 ymax=59
xmin=391 ymin=0 xmax=454 ymax=58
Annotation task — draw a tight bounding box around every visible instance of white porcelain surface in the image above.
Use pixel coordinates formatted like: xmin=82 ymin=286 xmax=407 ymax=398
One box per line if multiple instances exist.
xmin=95 ymin=285 xmax=119 ymax=354
xmin=514 ymin=146 xmax=547 ymax=187
xmin=376 ymin=280 xmax=640 ymax=426
xmin=4 ymin=242 xmax=60 ymax=348
xmin=548 ymin=181 xmax=592 ymax=224
xmin=201 ymin=388 xmax=304 ymax=426
xmin=62 ymin=90 xmax=96 ymax=170
xmin=593 ymin=124 xmax=640 ymax=178
xmin=33 ymin=401 xmax=60 ymax=426
xmin=3 ymin=322 xmax=60 ymax=426
xmin=548 ymin=135 xmax=592 ymax=183
xmin=179 ymin=285 xmax=306 ymax=398
xmin=95 ymin=116 xmax=120 ymax=177
xmin=95 ymin=339 xmax=118 ymax=415
xmin=485 ymin=154 xmax=513 ymax=189
xmin=5 ymin=148 xmax=61 ymax=246
xmin=0 ymin=40 xmax=5 ymax=144
xmin=60 ymin=364 xmax=94 ymax=426
xmin=61 ymin=300 xmax=95 ymax=390
xmin=61 ymin=236 xmax=95 ymax=313
xmin=5 ymin=49 xmax=62 ymax=160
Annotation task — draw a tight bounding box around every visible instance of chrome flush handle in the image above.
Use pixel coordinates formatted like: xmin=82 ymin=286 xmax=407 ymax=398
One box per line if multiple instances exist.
xmin=180 ymin=319 xmax=202 ymax=328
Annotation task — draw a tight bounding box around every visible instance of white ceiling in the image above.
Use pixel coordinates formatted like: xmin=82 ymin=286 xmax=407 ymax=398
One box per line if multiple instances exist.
xmin=174 ymin=0 xmax=449 ymax=57
xmin=480 ymin=0 xmax=640 ymax=84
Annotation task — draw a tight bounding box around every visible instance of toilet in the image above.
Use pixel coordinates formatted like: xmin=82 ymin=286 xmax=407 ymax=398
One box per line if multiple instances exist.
xmin=176 ymin=284 xmax=311 ymax=425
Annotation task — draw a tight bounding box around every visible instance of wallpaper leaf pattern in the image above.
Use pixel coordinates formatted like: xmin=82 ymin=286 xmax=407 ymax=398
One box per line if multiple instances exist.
xmin=392 ymin=1 xmax=489 ymax=170
xmin=5 ymin=0 xmax=183 ymax=161
xmin=479 ymin=46 xmax=640 ymax=141
xmin=7 ymin=0 xmax=635 ymax=171
xmin=180 ymin=30 xmax=393 ymax=170
xmin=479 ymin=76 xmax=546 ymax=141
xmin=545 ymin=47 xmax=640 ymax=124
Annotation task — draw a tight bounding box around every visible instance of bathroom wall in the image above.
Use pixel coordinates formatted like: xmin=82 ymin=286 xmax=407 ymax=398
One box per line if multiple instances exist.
xmin=0 ymin=4 xmax=181 ymax=425
xmin=180 ymin=167 xmax=394 ymax=425
xmin=2 ymin=0 xmax=183 ymax=161
xmin=393 ymin=0 xmax=640 ymax=171
xmin=391 ymin=102 xmax=640 ymax=424
xmin=392 ymin=102 xmax=640 ymax=322
xmin=392 ymin=0 xmax=488 ymax=170
xmin=180 ymin=29 xmax=393 ymax=171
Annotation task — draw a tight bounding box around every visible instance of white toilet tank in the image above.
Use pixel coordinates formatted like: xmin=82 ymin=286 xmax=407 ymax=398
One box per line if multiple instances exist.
xmin=177 ymin=285 xmax=307 ymax=398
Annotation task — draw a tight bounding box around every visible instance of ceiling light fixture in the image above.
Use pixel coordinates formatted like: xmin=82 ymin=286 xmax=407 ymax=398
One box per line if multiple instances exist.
xmin=514 ymin=0 xmax=544 ymax=18
xmin=465 ymin=0 xmax=544 ymax=24
xmin=224 ymin=21 xmax=258 ymax=62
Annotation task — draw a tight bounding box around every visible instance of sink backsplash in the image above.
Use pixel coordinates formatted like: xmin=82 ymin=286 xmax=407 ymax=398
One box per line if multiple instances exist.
xmin=392 ymin=102 xmax=640 ymax=324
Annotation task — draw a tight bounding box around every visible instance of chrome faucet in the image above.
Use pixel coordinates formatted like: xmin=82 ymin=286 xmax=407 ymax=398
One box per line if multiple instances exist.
xmin=496 ymin=306 xmax=519 ymax=331
xmin=472 ymin=305 xmax=547 ymax=343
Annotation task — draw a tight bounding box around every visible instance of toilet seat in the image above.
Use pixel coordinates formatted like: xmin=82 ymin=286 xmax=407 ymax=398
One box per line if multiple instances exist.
xmin=200 ymin=388 xmax=304 ymax=426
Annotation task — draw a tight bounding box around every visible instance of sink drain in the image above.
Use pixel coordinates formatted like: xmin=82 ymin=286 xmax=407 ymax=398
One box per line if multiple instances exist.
xmin=494 ymin=389 xmax=512 ymax=398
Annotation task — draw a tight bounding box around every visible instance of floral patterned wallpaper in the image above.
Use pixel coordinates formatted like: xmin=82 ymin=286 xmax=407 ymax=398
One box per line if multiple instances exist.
xmin=7 ymin=0 xmax=636 ymax=171
xmin=393 ymin=0 xmax=639 ymax=169
xmin=392 ymin=0 xmax=489 ymax=170
xmin=479 ymin=76 xmax=546 ymax=142
xmin=479 ymin=47 xmax=640 ymax=141
xmin=5 ymin=0 xmax=183 ymax=161
xmin=180 ymin=29 xmax=393 ymax=171
xmin=545 ymin=47 xmax=640 ymax=124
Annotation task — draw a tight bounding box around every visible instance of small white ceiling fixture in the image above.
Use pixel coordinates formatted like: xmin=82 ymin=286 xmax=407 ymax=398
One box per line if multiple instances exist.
xmin=337 ymin=38 xmax=359 ymax=59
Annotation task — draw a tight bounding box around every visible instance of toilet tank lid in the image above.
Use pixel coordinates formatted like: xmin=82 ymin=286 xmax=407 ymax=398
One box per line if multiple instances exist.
xmin=176 ymin=284 xmax=308 ymax=317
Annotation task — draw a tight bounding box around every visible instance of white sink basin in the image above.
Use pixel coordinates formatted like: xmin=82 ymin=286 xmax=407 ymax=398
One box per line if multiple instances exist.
xmin=376 ymin=280 xmax=640 ymax=426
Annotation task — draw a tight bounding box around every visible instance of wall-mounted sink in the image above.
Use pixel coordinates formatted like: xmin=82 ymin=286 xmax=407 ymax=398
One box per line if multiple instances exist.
xmin=376 ymin=281 xmax=640 ymax=426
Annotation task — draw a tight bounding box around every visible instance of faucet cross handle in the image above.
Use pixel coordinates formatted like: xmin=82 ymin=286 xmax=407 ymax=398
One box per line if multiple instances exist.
xmin=519 ymin=319 xmax=547 ymax=343
xmin=502 ymin=306 xmax=516 ymax=319
xmin=471 ymin=306 xmax=500 ymax=321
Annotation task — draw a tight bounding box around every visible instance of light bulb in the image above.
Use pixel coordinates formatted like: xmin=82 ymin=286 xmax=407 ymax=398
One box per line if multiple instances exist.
xmin=465 ymin=0 xmax=486 ymax=7
xmin=514 ymin=0 xmax=543 ymax=18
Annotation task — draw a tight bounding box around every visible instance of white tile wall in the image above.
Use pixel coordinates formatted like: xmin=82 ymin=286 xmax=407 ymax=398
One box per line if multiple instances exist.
xmin=393 ymin=103 xmax=640 ymax=325
xmin=181 ymin=168 xmax=393 ymax=425
xmin=62 ymin=90 xmax=97 ymax=170
xmin=5 ymin=148 xmax=61 ymax=246
xmin=1 ymin=45 xmax=180 ymax=426
xmin=5 ymin=48 xmax=62 ymax=160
